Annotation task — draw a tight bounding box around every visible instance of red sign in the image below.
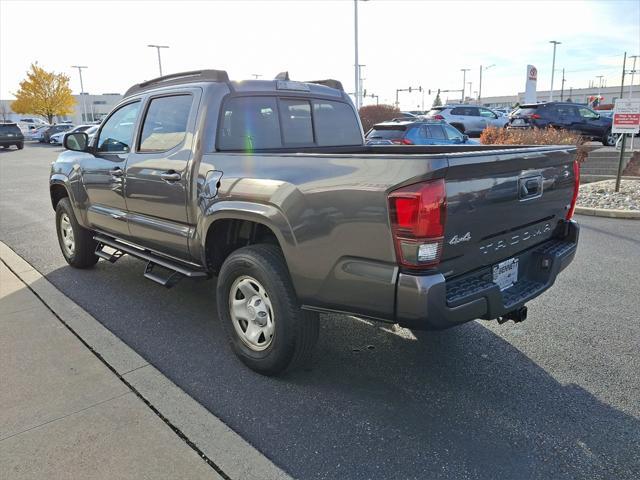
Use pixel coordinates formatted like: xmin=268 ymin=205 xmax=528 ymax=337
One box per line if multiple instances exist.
xmin=613 ymin=113 xmax=640 ymax=126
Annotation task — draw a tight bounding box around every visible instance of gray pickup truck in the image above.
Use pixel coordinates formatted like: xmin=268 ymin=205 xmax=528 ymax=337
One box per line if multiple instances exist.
xmin=50 ymin=70 xmax=580 ymax=375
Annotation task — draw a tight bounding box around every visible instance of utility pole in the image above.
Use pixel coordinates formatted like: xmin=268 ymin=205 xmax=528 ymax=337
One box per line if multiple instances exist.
xmin=148 ymin=45 xmax=169 ymax=76
xmin=629 ymin=55 xmax=639 ymax=97
xmin=460 ymin=68 xmax=470 ymax=102
xmin=353 ymin=0 xmax=360 ymax=109
xmin=478 ymin=64 xmax=495 ymax=105
xmin=549 ymin=40 xmax=561 ymax=101
xmin=560 ymin=68 xmax=566 ymax=101
xmin=616 ymin=52 xmax=627 ymax=193
xmin=596 ymin=75 xmax=605 ymax=104
xmin=71 ymin=65 xmax=88 ymax=123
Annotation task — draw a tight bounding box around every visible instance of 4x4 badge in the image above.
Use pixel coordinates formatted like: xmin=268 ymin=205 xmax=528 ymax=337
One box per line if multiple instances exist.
xmin=449 ymin=232 xmax=471 ymax=245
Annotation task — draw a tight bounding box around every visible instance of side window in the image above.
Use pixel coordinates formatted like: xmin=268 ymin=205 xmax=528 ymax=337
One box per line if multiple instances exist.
xmin=578 ymin=107 xmax=598 ymax=120
xmin=139 ymin=95 xmax=192 ymax=152
xmin=480 ymin=108 xmax=496 ymax=118
xmin=312 ymin=100 xmax=362 ymax=146
xmin=280 ymin=99 xmax=313 ymax=145
xmin=443 ymin=124 xmax=463 ymax=141
xmin=97 ymin=102 xmax=140 ymax=153
xmin=218 ymin=96 xmax=281 ymax=150
xmin=425 ymin=125 xmax=446 ymax=139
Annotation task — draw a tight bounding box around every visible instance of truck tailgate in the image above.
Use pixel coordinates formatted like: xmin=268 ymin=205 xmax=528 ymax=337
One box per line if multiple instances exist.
xmin=440 ymin=147 xmax=577 ymax=278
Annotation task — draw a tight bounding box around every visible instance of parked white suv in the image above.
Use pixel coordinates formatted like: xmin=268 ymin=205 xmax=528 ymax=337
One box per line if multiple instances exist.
xmin=426 ymin=105 xmax=508 ymax=136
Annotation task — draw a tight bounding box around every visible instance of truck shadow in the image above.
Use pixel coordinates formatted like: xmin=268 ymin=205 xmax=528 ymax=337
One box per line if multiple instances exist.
xmin=42 ymin=259 xmax=639 ymax=480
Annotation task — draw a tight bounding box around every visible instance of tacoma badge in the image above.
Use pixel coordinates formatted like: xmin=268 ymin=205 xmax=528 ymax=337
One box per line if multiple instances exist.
xmin=449 ymin=232 xmax=471 ymax=245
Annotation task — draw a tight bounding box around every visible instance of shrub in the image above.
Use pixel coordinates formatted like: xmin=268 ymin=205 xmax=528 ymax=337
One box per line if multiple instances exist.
xmin=359 ymin=104 xmax=401 ymax=133
xmin=480 ymin=126 xmax=588 ymax=163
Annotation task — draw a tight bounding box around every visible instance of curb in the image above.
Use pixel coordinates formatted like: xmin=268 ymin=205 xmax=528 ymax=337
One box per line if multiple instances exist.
xmin=575 ymin=206 xmax=640 ymax=219
xmin=0 ymin=241 xmax=292 ymax=480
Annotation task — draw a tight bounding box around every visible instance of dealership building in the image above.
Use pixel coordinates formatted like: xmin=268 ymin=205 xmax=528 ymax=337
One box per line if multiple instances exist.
xmin=0 ymin=93 xmax=123 ymax=124
xmin=478 ymin=84 xmax=640 ymax=109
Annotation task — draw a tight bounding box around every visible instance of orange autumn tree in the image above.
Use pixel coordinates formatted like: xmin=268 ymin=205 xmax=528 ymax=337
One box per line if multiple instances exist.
xmin=11 ymin=63 xmax=75 ymax=124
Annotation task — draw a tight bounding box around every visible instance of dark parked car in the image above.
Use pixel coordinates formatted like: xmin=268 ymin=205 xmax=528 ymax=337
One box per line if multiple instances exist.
xmin=41 ymin=124 xmax=74 ymax=143
xmin=366 ymin=119 xmax=476 ymax=145
xmin=50 ymin=70 xmax=580 ymax=375
xmin=0 ymin=123 xmax=24 ymax=150
xmin=508 ymin=102 xmax=616 ymax=145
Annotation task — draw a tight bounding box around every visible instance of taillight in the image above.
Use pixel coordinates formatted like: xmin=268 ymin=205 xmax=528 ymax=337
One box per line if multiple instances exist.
xmin=432 ymin=114 xmax=445 ymax=120
xmin=530 ymin=113 xmax=541 ymax=120
xmin=388 ymin=179 xmax=447 ymax=269
xmin=391 ymin=138 xmax=414 ymax=145
xmin=566 ymin=160 xmax=580 ymax=220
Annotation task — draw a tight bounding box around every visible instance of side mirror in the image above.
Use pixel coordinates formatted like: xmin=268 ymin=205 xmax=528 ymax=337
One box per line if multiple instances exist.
xmin=64 ymin=132 xmax=89 ymax=152
xmin=462 ymin=134 xmax=469 ymax=143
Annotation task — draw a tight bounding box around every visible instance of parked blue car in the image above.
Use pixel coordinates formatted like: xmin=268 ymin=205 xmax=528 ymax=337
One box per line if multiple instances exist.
xmin=365 ymin=119 xmax=477 ymax=145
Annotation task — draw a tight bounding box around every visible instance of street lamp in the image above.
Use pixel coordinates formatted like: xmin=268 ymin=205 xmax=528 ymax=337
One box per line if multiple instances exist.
xmin=71 ymin=65 xmax=89 ymax=123
xmin=460 ymin=68 xmax=470 ymax=102
xmin=549 ymin=40 xmax=561 ymax=101
xmin=354 ymin=0 xmax=370 ymax=110
xmin=478 ymin=64 xmax=495 ymax=105
xmin=148 ymin=44 xmax=169 ymax=76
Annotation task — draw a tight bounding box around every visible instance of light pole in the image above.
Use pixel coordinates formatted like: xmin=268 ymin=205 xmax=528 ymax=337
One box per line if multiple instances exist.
xmin=71 ymin=65 xmax=88 ymax=123
xmin=353 ymin=1 xmax=369 ymax=110
xmin=460 ymin=68 xmax=470 ymax=102
xmin=478 ymin=64 xmax=495 ymax=105
xmin=629 ymin=55 xmax=639 ymax=96
xmin=148 ymin=44 xmax=169 ymax=76
xmin=549 ymin=40 xmax=561 ymax=101
xmin=251 ymin=74 xmax=262 ymax=79
xmin=595 ymin=75 xmax=605 ymax=105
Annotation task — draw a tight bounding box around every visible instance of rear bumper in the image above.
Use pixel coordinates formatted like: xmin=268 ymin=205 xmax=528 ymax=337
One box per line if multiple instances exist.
xmin=395 ymin=220 xmax=579 ymax=330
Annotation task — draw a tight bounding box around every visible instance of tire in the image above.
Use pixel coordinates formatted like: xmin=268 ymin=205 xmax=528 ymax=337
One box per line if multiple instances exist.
xmin=602 ymin=129 xmax=617 ymax=147
xmin=16 ymin=142 xmax=24 ymax=150
xmin=55 ymin=197 xmax=99 ymax=268
xmin=217 ymin=244 xmax=319 ymax=375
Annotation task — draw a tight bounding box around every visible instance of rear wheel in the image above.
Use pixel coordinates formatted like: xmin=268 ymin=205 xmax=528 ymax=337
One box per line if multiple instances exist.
xmin=602 ymin=129 xmax=617 ymax=146
xmin=217 ymin=244 xmax=319 ymax=375
xmin=55 ymin=197 xmax=99 ymax=268
xmin=16 ymin=142 xmax=24 ymax=150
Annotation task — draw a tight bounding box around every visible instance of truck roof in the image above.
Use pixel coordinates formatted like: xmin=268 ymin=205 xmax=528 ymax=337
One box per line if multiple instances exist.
xmin=124 ymin=69 xmax=345 ymax=99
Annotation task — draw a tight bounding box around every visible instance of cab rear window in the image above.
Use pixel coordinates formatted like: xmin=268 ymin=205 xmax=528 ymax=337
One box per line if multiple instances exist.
xmin=218 ymin=96 xmax=362 ymax=151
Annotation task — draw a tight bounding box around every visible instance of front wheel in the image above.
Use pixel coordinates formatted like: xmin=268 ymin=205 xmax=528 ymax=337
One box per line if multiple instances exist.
xmin=602 ymin=130 xmax=617 ymax=146
xmin=55 ymin=197 xmax=99 ymax=268
xmin=217 ymin=244 xmax=319 ymax=375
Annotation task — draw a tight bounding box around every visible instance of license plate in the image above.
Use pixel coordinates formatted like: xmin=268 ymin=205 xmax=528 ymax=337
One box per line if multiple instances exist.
xmin=493 ymin=258 xmax=518 ymax=291
xmin=512 ymin=119 xmax=525 ymax=126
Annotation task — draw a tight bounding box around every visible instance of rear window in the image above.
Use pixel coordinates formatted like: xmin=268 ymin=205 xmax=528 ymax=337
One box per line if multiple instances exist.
xmin=0 ymin=124 xmax=21 ymax=134
xmin=367 ymin=126 xmax=406 ymax=140
xmin=426 ymin=108 xmax=444 ymax=116
xmin=513 ymin=107 xmax=539 ymax=116
xmin=218 ymin=96 xmax=361 ymax=150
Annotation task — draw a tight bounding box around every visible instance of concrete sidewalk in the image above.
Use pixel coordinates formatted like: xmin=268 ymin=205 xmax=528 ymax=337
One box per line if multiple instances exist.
xmin=0 ymin=261 xmax=222 ymax=479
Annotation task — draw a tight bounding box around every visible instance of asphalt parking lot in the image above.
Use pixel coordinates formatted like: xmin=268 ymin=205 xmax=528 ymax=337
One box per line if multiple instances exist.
xmin=1 ymin=143 xmax=639 ymax=480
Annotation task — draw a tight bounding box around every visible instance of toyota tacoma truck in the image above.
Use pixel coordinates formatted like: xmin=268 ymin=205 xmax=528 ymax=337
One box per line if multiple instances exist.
xmin=50 ymin=70 xmax=580 ymax=375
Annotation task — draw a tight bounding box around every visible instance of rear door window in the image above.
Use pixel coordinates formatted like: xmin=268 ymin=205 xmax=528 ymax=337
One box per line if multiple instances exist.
xmin=139 ymin=95 xmax=192 ymax=152
xmin=425 ymin=125 xmax=446 ymax=139
xmin=443 ymin=124 xmax=463 ymax=141
xmin=451 ymin=107 xmax=479 ymax=116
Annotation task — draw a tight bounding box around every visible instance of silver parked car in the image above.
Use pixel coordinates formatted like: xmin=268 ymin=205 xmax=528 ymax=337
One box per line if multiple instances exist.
xmin=426 ymin=105 xmax=508 ymax=136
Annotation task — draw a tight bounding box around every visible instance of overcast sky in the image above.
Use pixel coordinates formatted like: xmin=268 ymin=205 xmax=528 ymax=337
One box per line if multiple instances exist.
xmin=1 ymin=0 xmax=639 ymax=108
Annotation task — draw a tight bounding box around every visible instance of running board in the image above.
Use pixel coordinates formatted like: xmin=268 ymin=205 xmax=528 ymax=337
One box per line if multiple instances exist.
xmin=94 ymin=235 xmax=208 ymax=288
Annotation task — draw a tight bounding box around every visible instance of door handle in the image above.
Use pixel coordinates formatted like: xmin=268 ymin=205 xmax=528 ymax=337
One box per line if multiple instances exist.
xmin=160 ymin=171 xmax=182 ymax=182
xmin=109 ymin=168 xmax=124 ymax=177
